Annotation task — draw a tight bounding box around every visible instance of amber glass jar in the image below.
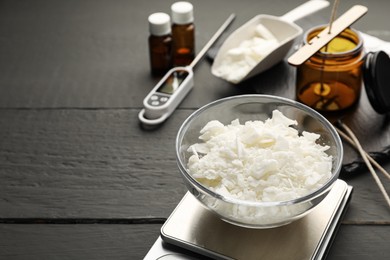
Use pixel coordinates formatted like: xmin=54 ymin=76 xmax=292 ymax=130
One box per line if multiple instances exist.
xmin=296 ymin=26 xmax=364 ymax=112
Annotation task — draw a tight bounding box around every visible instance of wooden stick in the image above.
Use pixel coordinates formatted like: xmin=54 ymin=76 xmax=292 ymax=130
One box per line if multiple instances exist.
xmin=336 ymin=128 xmax=390 ymax=181
xmin=337 ymin=122 xmax=390 ymax=209
xmin=288 ymin=5 xmax=368 ymax=66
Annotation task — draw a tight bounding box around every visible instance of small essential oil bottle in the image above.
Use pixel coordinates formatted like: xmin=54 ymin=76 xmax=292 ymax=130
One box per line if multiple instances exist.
xmin=148 ymin=12 xmax=173 ymax=77
xmin=171 ymin=1 xmax=195 ymax=66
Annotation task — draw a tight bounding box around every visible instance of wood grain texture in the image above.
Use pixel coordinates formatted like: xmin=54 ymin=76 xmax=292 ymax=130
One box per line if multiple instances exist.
xmin=326 ymin=224 xmax=390 ymax=260
xmin=0 ymin=224 xmax=162 ymax=260
xmin=0 ymin=224 xmax=389 ymax=260
xmin=0 ymin=109 xmax=389 ymax=222
xmin=0 ymin=109 xmax=190 ymax=218
xmin=0 ymin=0 xmax=388 ymax=109
xmin=342 ymin=170 xmax=390 ymax=223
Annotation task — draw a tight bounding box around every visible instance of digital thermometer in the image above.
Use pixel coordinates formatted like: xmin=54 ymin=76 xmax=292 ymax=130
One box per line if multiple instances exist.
xmin=139 ymin=14 xmax=235 ymax=126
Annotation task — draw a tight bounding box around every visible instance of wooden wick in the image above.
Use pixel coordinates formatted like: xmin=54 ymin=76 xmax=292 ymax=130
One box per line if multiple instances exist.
xmin=318 ymin=0 xmax=340 ymax=110
xmin=337 ymin=122 xmax=390 ymax=209
xmin=328 ymin=0 xmax=340 ymax=34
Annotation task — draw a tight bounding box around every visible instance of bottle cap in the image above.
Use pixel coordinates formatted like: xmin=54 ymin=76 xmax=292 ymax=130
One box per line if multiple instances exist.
xmin=363 ymin=50 xmax=390 ymax=114
xmin=148 ymin=12 xmax=171 ymax=36
xmin=171 ymin=1 xmax=194 ymax=24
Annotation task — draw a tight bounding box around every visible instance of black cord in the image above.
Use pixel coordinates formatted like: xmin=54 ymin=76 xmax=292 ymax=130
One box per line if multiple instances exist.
xmin=340 ymin=145 xmax=390 ymax=179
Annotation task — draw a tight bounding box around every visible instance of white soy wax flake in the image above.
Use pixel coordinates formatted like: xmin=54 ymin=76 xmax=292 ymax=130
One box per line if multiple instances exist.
xmin=213 ymin=26 xmax=280 ymax=84
xmin=187 ymin=109 xmax=333 ymax=203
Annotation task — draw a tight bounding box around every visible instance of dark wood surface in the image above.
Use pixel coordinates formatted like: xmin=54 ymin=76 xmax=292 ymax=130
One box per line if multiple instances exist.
xmin=0 ymin=0 xmax=389 ymax=259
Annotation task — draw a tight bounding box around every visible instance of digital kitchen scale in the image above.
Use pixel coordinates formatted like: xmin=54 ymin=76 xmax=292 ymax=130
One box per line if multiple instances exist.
xmin=144 ymin=179 xmax=352 ymax=260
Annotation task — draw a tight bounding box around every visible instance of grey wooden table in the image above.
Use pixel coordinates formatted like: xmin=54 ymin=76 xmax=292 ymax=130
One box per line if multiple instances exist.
xmin=0 ymin=0 xmax=389 ymax=259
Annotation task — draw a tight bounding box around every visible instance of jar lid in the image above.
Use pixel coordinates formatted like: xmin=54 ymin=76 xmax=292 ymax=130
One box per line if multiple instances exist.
xmin=363 ymin=51 xmax=390 ymax=114
xmin=148 ymin=12 xmax=171 ymax=36
xmin=171 ymin=1 xmax=194 ymax=24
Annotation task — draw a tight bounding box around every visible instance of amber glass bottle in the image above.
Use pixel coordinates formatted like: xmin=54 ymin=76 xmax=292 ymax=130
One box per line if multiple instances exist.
xmin=296 ymin=26 xmax=364 ymax=112
xmin=171 ymin=1 xmax=195 ymax=66
xmin=148 ymin=12 xmax=173 ymax=77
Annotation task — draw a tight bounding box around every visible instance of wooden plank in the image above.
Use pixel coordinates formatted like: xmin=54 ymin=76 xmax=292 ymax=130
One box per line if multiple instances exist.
xmin=0 ymin=0 xmax=388 ymax=109
xmin=326 ymin=224 xmax=390 ymax=260
xmin=0 ymin=0 xmax=282 ymax=109
xmin=0 ymin=224 xmax=161 ymax=260
xmin=342 ymin=170 xmax=390 ymax=224
xmin=0 ymin=109 xmax=389 ymax=221
xmin=0 ymin=109 xmax=191 ymax=219
xmin=0 ymin=224 xmax=388 ymax=259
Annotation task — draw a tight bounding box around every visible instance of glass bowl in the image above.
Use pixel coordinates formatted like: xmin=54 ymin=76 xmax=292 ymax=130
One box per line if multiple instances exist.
xmin=175 ymin=94 xmax=343 ymax=228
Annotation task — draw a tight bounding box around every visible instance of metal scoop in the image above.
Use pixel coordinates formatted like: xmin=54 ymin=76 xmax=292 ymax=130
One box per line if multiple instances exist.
xmin=211 ymin=0 xmax=330 ymax=84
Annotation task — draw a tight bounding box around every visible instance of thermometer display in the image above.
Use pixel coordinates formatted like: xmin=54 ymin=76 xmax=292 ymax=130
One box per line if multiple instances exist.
xmin=157 ymin=70 xmax=189 ymax=95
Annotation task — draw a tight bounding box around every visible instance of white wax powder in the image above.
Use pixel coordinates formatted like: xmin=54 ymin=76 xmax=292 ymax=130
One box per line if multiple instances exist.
xmin=187 ymin=110 xmax=333 ymax=203
xmin=213 ymin=24 xmax=279 ymax=83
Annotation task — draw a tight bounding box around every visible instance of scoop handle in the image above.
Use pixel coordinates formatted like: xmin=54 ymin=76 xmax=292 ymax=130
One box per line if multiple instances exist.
xmin=280 ymin=0 xmax=330 ymax=22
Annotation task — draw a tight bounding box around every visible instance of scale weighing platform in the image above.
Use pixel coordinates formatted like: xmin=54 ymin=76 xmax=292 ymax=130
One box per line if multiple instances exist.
xmin=145 ymin=179 xmax=352 ymax=260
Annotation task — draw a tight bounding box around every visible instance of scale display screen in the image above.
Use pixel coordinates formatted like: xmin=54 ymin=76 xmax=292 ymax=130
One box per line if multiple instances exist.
xmin=157 ymin=69 xmax=189 ymax=95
